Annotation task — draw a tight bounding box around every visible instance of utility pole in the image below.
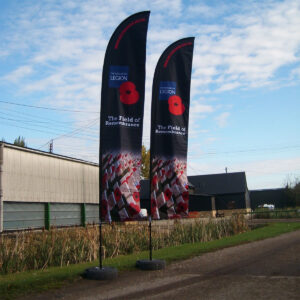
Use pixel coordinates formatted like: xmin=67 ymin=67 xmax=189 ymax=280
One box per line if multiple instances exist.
xmin=225 ymin=167 xmax=228 ymax=173
xmin=49 ymin=140 xmax=53 ymax=153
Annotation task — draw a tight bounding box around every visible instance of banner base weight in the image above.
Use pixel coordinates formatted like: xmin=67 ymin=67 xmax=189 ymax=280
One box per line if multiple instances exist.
xmin=136 ymin=259 xmax=166 ymax=271
xmin=83 ymin=266 xmax=118 ymax=280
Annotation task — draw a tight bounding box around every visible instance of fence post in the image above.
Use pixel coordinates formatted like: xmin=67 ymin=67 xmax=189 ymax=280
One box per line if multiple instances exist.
xmin=45 ymin=202 xmax=50 ymax=230
xmin=211 ymin=196 xmax=216 ymax=218
xmin=81 ymin=203 xmax=86 ymax=227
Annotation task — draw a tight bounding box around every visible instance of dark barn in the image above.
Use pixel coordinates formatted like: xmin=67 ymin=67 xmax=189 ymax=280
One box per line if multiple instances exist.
xmin=140 ymin=172 xmax=251 ymax=217
xmin=250 ymin=188 xmax=288 ymax=209
xmin=188 ymin=172 xmax=251 ymax=213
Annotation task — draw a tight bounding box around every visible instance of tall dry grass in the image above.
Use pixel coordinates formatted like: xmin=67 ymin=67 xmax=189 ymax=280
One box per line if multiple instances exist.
xmin=0 ymin=215 xmax=248 ymax=274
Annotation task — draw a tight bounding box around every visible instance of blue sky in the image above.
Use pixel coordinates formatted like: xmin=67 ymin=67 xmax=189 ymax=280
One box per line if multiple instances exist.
xmin=0 ymin=0 xmax=299 ymax=189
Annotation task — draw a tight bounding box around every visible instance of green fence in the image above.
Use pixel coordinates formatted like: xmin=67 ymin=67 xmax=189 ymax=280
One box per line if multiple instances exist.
xmin=239 ymin=208 xmax=300 ymax=219
xmin=2 ymin=202 xmax=99 ymax=231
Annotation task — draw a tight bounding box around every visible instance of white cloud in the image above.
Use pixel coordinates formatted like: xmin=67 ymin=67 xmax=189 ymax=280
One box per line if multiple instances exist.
xmin=187 ymin=155 xmax=300 ymax=189
xmin=2 ymin=66 xmax=33 ymax=82
xmin=191 ymin=0 xmax=300 ymax=92
xmin=152 ymin=0 xmax=182 ymax=17
xmin=3 ymin=0 xmax=299 ymax=108
xmin=192 ymin=103 xmax=214 ymax=113
xmin=291 ymin=66 xmax=300 ymax=79
xmin=215 ymin=112 xmax=230 ymax=128
xmin=205 ymin=137 xmax=217 ymax=143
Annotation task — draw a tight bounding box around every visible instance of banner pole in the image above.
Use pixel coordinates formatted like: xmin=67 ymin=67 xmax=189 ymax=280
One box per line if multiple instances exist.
xmin=99 ymin=219 xmax=103 ymax=269
xmin=149 ymin=216 xmax=152 ymax=261
xmin=99 ymin=115 xmax=103 ymax=270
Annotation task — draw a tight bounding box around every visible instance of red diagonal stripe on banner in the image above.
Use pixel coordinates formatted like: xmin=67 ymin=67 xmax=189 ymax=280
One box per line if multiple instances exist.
xmin=163 ymin=42 xmax=193 ymax=68
xmin=115 ymin=18 xmax=146 ymax=49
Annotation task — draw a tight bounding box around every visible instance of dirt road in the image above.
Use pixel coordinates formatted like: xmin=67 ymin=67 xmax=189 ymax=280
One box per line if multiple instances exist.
xmin=27 ymin=230 xmax=300 ymax=300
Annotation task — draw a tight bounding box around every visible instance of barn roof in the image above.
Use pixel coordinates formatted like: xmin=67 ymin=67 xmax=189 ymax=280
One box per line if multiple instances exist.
xmin=188 ymin=172 xmax=248 ymax=195
xmin=140 ymin=172 xmax=248 ymax=199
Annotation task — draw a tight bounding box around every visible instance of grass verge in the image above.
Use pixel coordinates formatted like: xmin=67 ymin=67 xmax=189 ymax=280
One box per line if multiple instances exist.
xmin=1 ymin=222 xmax=300 ymax=299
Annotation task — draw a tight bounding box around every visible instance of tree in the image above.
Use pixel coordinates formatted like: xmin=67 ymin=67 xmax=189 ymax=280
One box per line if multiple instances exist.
xmin=284 ymin=176 xmax=300 ymax=207
xmin=14 ymin=136 xmax=27 ymax=147
xmin=141 ymin=145 xmax=150 ymax=179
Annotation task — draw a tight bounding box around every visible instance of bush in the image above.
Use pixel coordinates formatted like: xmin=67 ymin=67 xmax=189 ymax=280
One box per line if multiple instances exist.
xmin=0 ymin=216 xmax=248 ymax=274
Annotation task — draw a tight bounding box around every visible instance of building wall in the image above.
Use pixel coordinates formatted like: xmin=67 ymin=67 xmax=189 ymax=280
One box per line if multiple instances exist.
xmin=189 ymin=194 xmax=212 ymax=211
xmin=2 ymin=145 xmax=99 ymax=204
xmin=215 ymin=193 xmax=246 ymax=210
xmin=3 ymin=201 xmax=99 ymax=231
xmin=250 ymin=188 xmax=288 ymax=209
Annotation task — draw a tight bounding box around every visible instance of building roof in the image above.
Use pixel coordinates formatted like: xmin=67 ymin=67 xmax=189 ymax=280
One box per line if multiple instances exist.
xmin=140 ymin=172 xmax=248 ymax=199
xmin=0 ymin=142 xmax=98 ymax=166
xmin=188 ymin=172 xmax=248 ymax=195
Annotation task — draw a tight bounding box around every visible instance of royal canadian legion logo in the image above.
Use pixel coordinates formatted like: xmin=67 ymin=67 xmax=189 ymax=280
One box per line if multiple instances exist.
xmin=159 ymin=81 xmax=176 ymax=100
xmin=109 ymin=66 xmax=129 ymax=88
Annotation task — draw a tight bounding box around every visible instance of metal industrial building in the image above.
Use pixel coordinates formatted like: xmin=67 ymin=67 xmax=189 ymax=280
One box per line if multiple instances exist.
xmin=0 ymin=142 xmax=99 ymax=232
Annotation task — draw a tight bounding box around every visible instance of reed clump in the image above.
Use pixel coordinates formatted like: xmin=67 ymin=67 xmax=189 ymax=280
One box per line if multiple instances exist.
xmin=0 ymin=215 xmax=248 ymax=274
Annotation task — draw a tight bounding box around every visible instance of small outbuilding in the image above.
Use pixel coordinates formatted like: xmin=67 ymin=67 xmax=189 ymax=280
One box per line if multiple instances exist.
xmin=250 ymin=188 xmax=288 ymax=209
xmin=188 ymin=172 xmax=251 ymax=216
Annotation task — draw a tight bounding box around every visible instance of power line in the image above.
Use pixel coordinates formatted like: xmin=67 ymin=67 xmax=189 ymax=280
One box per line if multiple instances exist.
xmin=37 ymin=119 xmax=100 ymax=150
xmin=188 ymin=144 xmax=300 ymax=158
xmin=1 ymin=106 xmax=79 ymax=124
xmin=0 ymin=121 xmax=98 ymax=142
xmin=187 ymin=162 xmax=207 ymax=174
xmin=51 ymin=118 xmax=99 ymax=141
xmin=0 ymin=100 xmax=99 ymax=113
xmin=0 ymin=115 xmax=99 ymax=140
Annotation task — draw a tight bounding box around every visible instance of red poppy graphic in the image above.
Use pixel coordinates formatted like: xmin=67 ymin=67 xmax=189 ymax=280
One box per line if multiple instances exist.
xmin=152 ymin=175 xmax=158 ymax=187
xmin=114 ymin=187 xmax=122 ymax=202
xmin=116 ymin=164 xmax=122 ymax=174
xmin=101 ymin=200 xmax=108 ymax=218
xmin=119 ymin=81 xmax=139 ymax=105
xmin=167 ymin=170 xmax=172 ymax=178
xmin=128 ymin=202 xmax=140 ymax=216
xmin=176 ymin=201 xmax=188 ymax=213
xmin=164 ymin=188 xmax=172 ymax=201
xmin=168 ymin=95 xmax=185 ymax=115
xmin=182 ymin=191 xmax=189 ymax=202
xmin=151 ymin=198 xmax=157 ymax=216
xmin=133 ymin=192 xmax=140 ymax=203
xmin=102 ymin=173 xmax=108 ymax=186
